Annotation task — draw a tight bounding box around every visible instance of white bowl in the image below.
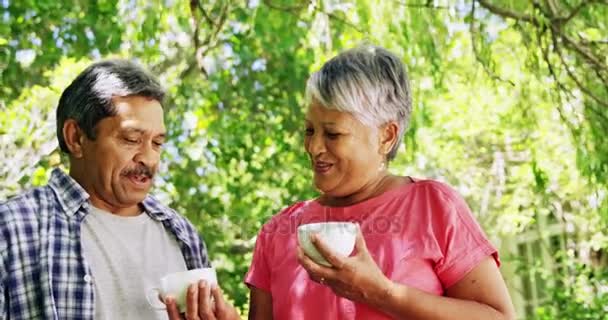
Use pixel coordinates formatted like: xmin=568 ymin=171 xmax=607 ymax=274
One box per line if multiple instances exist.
xmin=147 ymin=268 xmax=217 ymax=312
xmin=297 ymin=222 xmax=357 ymax=267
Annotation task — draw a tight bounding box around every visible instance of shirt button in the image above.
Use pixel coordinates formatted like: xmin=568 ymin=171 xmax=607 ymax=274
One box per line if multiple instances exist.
xmin=84 ymin=275 xmax=93 ymax=283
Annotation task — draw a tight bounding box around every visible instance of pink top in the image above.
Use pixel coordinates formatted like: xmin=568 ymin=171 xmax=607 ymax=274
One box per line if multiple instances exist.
xmin=245 ymin=179 xmax=499 ymax=320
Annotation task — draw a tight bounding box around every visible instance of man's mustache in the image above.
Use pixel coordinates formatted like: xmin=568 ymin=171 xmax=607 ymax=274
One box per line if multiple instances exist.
xmin=122 ymin=165 xmax=155 ymax=178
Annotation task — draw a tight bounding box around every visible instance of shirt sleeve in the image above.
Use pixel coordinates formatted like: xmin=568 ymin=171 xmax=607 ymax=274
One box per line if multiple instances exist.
xmin=430 ymin=183 xmax=500 ymax=289
xmin=244 ymin=227 xmax=272 ymax=292
xmin=0 ymin=205 xmax=7 ymax=318
xmin=0 ymin=248 xmax=5 ymax=318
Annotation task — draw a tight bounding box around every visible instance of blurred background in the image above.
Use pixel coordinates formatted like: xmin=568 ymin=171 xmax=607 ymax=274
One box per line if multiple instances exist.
xmin=1 ymin=0 xmax=607 ymax=318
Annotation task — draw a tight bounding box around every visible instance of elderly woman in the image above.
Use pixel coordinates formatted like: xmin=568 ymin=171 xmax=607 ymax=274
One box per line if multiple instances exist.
xmin=245 ymin=45 xmax=515 ymax=319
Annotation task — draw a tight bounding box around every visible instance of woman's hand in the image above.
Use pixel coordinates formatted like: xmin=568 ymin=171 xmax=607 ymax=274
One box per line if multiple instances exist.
xmin=297 ymin=226 xmax=394 ymax=307
xmin=165 ymin=280 xmax=240 ymax=320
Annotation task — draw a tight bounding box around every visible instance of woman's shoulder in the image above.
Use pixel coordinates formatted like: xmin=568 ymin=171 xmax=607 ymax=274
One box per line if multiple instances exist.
xmin=409 ymin=177 xmax=464 ymax=202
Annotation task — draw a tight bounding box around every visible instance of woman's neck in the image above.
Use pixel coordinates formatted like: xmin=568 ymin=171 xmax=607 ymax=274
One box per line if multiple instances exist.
xmin=319 ymin=174 xmax=408 ymax=207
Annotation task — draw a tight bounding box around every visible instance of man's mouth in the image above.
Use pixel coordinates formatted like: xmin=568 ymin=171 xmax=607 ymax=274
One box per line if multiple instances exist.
xmin=126 ymin=174 xmax=152 ymax=187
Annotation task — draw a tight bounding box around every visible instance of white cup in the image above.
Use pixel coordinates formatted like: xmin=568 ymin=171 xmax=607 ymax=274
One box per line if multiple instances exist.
xmin=297 ymin=222 xmax=357 ymax=267
xmin=146 ymin=268 xmax=218 ymax=312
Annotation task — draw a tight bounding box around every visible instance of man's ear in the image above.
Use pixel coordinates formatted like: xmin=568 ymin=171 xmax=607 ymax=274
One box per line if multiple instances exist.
xmin=379 ymin=121 xmax=399 ymax=156
xmin=63 ymin=119 xmax=86 ymax=158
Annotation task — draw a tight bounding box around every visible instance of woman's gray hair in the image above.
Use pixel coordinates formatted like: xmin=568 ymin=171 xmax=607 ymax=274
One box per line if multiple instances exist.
xmin=56 ymin=59 xmax=165 ymax=154
xmin=305 ymin=45 xmax=412 ymax=161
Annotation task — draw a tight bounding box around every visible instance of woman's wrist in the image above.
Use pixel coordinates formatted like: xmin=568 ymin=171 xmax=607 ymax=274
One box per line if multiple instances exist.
xmin=369 ymin=277 xmax=404 ymax=310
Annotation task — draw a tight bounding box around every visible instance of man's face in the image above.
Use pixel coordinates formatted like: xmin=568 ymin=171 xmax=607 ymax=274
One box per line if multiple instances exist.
xmin=79 ymin=95 xmax=165 ymax=211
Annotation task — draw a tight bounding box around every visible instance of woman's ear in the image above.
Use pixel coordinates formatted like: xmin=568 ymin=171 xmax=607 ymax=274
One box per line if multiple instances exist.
xmin=63 ymin=119 xmax=86 ymax=158
xmin=379 ymin=121 xmax=399 ymax=156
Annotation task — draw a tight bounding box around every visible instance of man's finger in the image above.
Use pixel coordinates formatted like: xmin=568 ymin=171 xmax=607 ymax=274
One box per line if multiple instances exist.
xmin=185 ymin=283 xmax=199 ymax=320
xmin=210 ymin=284 xmax=226 ymax=311
xmin=165 ymin=296 xmax=182 ymax=320
xmin=198 ymin=280 xmax=215 ymax=320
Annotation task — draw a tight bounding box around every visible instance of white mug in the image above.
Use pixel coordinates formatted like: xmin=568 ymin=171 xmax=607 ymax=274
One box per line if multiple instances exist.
xmin=297 ymin=222 xmax=357 ymax=267
xmin=146 ymin=268 xmax=218 ymax=312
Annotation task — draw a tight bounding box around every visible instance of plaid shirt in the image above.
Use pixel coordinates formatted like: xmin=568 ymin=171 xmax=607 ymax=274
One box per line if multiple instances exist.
xmin=0 ymin=169 xmax=211 ymax=320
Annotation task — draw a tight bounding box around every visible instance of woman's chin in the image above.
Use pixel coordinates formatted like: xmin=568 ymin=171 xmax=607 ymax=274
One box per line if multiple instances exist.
xmin=314 ymin=182 xmax=346 ymax=198
xmin=313 ymin=179 xmax=334 ymax=193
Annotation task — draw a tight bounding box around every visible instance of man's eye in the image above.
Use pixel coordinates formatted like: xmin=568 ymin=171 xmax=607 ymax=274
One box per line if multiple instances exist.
xmin=125 ymin=138 xmax=139 ymax=144
xmin=326 ymin=132 xmax=340 ymax=139
xmin=305 ymin=128 xmax=314 ymax=136
xmin=153 ymin=141 xmax=164 ymax=147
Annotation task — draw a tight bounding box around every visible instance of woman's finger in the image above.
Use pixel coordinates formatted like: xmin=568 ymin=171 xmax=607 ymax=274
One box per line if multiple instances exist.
xmin=310 ymin=234 xmax=348 ymax=269
xmin=297 ymin=247 xmax=336 ymax=284
xmin=353 ymin=225 xmax=369 ymax=255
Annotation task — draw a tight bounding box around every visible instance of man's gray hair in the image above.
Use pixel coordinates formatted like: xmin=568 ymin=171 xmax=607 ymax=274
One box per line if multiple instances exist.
xmin=305 ymin=45 xmax=412 ymax=161
xmin=56 ymin=59 xmax=165 ymax=154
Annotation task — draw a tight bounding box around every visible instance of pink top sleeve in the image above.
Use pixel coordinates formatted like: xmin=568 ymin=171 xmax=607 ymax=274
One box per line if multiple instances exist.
xmin=429 ymin=183 xmax=500 ymax=288
xmin=244 ymin=228 xmax=271 ymax=292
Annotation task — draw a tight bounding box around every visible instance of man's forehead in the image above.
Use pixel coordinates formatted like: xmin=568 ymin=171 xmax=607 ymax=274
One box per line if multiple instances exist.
xmin=118 ymin=120 xmax=166 ymax=135
xmin=97 ymin=114 xmax=165 ymax=136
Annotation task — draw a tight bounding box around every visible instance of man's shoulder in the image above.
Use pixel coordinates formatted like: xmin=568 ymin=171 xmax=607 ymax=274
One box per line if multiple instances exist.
xmin=0 ymin=185 xmax=56 ymax=221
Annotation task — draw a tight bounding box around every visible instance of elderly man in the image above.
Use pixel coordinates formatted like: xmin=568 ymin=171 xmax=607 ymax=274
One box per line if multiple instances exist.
xmin=0 ymin=60 xmax=239 ymax=320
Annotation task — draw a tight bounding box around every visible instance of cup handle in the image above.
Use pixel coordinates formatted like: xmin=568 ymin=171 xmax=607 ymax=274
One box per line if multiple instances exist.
xmin=146 ymin=287 xmax=167 ymax=311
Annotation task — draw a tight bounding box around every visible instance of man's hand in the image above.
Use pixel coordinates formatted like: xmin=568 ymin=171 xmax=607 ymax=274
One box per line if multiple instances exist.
xmin=165 ymin=280 xmax=240 ymax=320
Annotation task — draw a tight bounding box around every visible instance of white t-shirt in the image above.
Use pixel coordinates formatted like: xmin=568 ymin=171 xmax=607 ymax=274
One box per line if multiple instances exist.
xmin=81 ymin=206 xmax=187 ymax=320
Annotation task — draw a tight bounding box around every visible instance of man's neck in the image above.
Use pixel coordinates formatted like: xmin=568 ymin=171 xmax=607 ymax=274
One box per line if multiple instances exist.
xmin=69 ymin=166 xmax=142 ymax=217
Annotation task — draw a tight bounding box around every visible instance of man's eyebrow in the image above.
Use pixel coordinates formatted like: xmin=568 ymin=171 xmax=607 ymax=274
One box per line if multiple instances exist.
xmin=121 ymin=128 xmax=166 ymax=138
xmin=121 ymin=127 xmax=146 ymax=134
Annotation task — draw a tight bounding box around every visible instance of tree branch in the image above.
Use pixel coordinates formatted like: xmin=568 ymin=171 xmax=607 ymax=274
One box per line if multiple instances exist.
xmin=562 ymin=0 xmax=593 ymax=23
xmin=194 ymin=0 xmax=217 ymax=27
xmin=321 ymin=9 xmax=365 ymax=34
xmin=559 ymin=32 xmax=607 ymax=70
xmin=263 ymin=0 xmax=364 ymax=34
xmin=394 ymin=1 xmax=450 ymax=10
xmin=469 ymin=0 xmax=516 ymax=86
xmin=477 ymin=0 xmax=539 ymax=26
xmin=544 ymin=0 xmax=607 ymax=71
xmin=262 ymin=0 xmax=308 ymax=12
xmin=551 ymin=27 xmax=608 ymax=109
xmin=189 ymin=0 xmax=205 ymax=77
xmin=538 ymin=28 xmax=578 ymax=134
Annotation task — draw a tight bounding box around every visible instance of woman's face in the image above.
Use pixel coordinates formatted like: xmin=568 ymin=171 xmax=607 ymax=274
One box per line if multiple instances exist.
xmin=304 ymin=101 xmax=387 ymax=197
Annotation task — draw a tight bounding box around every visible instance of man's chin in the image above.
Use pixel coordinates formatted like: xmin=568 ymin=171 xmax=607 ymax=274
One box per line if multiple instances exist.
xmin=120 ymin=189 xmax=149 ymax=204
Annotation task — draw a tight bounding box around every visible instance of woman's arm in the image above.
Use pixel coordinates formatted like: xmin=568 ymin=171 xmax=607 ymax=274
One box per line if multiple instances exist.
xmin=299 ymin=229 xmax=516 ymax=320
xmin=248 ymin=287 xmax=273 ymax=320
xmin=374 ymin=257 xmax=515 ymax=320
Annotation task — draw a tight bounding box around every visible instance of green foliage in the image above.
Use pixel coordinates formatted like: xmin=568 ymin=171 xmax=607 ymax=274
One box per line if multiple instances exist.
xmin=532 ymin=263 xmax=608 ymax=320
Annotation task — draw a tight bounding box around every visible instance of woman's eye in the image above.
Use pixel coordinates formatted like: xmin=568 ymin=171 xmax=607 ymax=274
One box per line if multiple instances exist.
xmin=305 ymin=128 xmax=314 ymax=136
xmin=153 ymin=141 xmax=164 ymax=147
xmin=125 ymin=138 xmax=139 ymax=144
xmin=325 ymin=132 xmax=340 ymax=139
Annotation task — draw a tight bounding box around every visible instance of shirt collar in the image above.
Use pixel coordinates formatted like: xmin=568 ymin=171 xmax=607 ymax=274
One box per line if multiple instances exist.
xmin=48 ymin=168 xmax=90 ymax=217
xmin=141 ymin=195 xmax=177 ymax=221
